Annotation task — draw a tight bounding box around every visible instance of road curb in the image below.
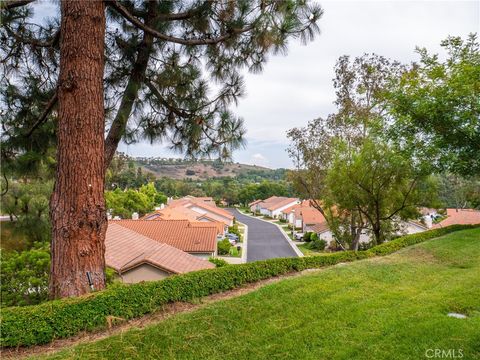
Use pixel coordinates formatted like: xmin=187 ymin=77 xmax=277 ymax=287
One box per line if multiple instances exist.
xmin=240 ymin=222 xmax=248 ymax=263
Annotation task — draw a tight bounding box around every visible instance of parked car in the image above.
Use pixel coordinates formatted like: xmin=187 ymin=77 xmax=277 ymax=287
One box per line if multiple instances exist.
xmin=294 ymin=232 xmax=304 ymax=241
xmin=228 ymin=239 xmax=237 ymax=246
xmin=225 ymin=233 xmax=239 ymax=241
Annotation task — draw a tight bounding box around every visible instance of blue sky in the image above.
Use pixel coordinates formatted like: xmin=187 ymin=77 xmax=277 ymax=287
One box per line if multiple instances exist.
xmin=33 ymin=1 xmax=480 ymax=169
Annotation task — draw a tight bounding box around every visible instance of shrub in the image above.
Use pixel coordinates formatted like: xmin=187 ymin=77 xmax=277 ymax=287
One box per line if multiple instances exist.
xmin=310 ymin=233 xmax=319 ymax=242
xmin=309 ymin=238 xmax=327 ymax=251
xmin=0 ymin=245 xmax=50 ymax=307
xmin=1 ymin=224 xmax=477 ymax=347
xmin=303 ymin=232 xmax=313 ymax=242
xmin=229 ymin=247 xmax=239 ymax=257
xmin=208 ymin=257 xmax=229 ymax=267
xmin=217 ymin=239 xmax=231 ymax=255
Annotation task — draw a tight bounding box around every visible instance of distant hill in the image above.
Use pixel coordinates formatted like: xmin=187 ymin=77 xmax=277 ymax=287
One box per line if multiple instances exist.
xmin=134 ymin=158 xmax=285 ymax=180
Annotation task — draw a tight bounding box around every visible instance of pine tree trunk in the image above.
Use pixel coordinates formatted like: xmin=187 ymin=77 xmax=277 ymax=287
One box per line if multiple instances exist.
xmin=49 ymin=0 xmax=106 ymax=299
xmin=104 ymin=1 xmax=156 ymax=171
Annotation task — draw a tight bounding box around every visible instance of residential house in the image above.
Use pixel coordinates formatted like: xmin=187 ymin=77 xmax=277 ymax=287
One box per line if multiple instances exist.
xmin=111 ymin=219 xmax=218 ymax=258
xmin=256 ymin=196 xmax=300 ymax=218
xmin=142 ymin=196 xmax=233 ymax=233
xmin=432 ymin=208 xmax=480 ymax=228
xmin=105 ymin=223 xmax=214 ymax=284
xmin=248 ymin=199 xmax=262 ymax=213
xmin=280 ymin=200 xmax=318 ymax=230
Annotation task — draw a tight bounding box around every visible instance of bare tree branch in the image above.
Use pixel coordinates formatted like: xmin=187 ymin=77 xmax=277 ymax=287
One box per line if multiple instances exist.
xmin=25 ymin=91 xmax=58 ymax=137
xmin=5 ymin=26 xmax=60 ymax=48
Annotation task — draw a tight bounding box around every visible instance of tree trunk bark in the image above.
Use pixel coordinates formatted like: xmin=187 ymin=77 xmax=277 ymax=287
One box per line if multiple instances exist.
xmin=49 ymin=0 xmax=107 ymax=299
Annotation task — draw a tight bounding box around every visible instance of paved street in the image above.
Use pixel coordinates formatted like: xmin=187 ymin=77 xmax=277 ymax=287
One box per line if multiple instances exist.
xmin=228 ymin=209 xmax=298 ymax=262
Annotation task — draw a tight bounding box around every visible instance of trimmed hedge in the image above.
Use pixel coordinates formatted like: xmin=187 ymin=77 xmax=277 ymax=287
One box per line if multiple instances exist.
xmin=1 ymin=224 xmax=478 ymax=347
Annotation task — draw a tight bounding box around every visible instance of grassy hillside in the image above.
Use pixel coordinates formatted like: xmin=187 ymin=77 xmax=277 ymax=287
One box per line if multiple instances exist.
xmin=42 ymin=228 xmax=480 ymax=360
xmin=137 ymin=159 xmax=275 ymax=180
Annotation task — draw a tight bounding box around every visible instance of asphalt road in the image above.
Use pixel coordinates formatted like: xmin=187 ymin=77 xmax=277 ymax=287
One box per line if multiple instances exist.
xmin=228 ymin=209 xmax=298 ymax=262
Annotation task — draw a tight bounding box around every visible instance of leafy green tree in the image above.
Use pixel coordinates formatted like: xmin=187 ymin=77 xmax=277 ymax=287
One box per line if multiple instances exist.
xmin=0 ymin=245 xmax=50 ymax=307
xmin=388 ymin=34 xmax=480 ymax=175
xmin=1 ymin=180 xmax=52 ymax=249
xmin=105 ymin=188 xmax=153 ymax=218
xmin=325 ymin=139 xmax=426 ymax=245
xmin=139 ymin=182 xmax=167 ymax=206
xmin=435 ymin=173 xmax=480 ymax=209
xmin=287 ymin=54 xmax=402 ymax=248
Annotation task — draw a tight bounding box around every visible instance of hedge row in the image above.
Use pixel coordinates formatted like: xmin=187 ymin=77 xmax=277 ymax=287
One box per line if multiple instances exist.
xmin=1 ymin=224 xmax=478 ymax=347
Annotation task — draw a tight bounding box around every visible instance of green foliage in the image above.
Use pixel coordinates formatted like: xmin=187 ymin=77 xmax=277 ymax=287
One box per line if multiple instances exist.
xmin=217 ymin=239 xmax=232 ymax=255
xmin=309 ymin=238 xmax=327 ymax=251
xmin=1 ymin=224 xmax=477 ymax=347
xmin=303 ymin=232 xmax=313 ymax=242
xmin=0 ymin=179 xmax=52 ymax=249
xmin=238 ymin=180 xmax=293 ymax=205
xmin=105 ymin=154 xmax=156 ymax=190
xmin=435 ymin=173 xmax=480 ymax=209
xmin=208 ymin=257 xmax=229 ymax=268
xmin=0 ymin=245 xmax=50 ymax=307
xmin=46 ymin=228 xmax=480 ymax=360
xmin=2 ymin=1 xmax=322 ymax=167
xmin=105 ymin=182 xmax=166 ymax=218
xmin=325 ymin=139 xmax=426 ymax=244
xmin=228 ymin=224 xmax=242 ymax=241
xmin=229 ymin=246 xmax=240 ymax=257
xmin=388 ymin=34 xmax=480 ymax=175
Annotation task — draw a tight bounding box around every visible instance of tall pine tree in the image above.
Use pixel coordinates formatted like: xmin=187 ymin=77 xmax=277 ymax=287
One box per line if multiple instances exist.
xmin=1 ymin=0 xmax=322 ymax=298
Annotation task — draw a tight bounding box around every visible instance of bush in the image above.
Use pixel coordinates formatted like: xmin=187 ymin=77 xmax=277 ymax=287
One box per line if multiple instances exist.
xmin=0 ymin=245 xmax=50 ymax=307
xmin=310 ymin=233 xmax=319 ymax=242
xmin=303 ymin=232 xmax=313 ymax=242
xmin=309 ymin=238 xmax=327 ymax=251
xmin=217 ymin=239 xmax=231 ymax=255
xmin=229 ymin=246 xmax=239 ymax=257
xmin=1 ymin=224 xmax=477 ymax=347
xmin=208 ymin=258 xmax=229 ymax=267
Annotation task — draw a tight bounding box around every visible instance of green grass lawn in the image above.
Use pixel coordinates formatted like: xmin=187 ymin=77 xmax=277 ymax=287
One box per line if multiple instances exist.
xmin=297 ymin=242 xmax=322 ymax=256
xmin=41 ymin=228 xmax=480 ymax=360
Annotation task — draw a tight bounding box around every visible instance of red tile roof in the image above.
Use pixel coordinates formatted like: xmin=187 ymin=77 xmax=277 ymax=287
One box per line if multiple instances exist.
xmin=309 ymin=221 xmax=330 ymax=234
xmin=267 ymin=198 xmax=299 ymax=211
xmin=299 ymin=207 xmax=326 ymax=225
xmin=105 ymin=223 xmax=214 ymax=274
xmin=248 ymin=199 xmax=263 ymax=207
xmin=182 ymin=201 xmax=234 ymax=221
xmin=281 ymin=200 xmax=313 ymax=214
xmin=111 ymin=219 xmax=217 ymax=253
xmin=432 ymin=208 xmax=480 ymax=228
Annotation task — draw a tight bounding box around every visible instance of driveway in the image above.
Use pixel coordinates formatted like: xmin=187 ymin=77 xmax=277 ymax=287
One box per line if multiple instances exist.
xmin=228 ymin=209 xmax=298 ymax=262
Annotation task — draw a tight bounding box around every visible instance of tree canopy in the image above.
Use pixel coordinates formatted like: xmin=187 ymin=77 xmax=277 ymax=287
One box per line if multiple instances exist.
xmin=1 ymin=0 xmax=323 ymax=173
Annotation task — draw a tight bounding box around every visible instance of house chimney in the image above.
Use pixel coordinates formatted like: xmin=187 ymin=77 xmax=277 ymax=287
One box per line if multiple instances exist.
xmin=132 ymin=212 xmax=139 ymax=220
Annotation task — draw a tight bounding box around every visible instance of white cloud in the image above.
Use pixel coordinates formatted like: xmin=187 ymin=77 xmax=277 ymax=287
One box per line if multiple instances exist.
xmin=251 ymin=153 xmax=270 ymax=167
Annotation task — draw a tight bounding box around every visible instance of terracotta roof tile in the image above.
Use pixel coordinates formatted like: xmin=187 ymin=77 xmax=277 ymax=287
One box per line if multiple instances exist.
xmin=299 ymin=207 xmax=326 ymax=225
xmin=266 ymin=198 xmax=299 ymax=211
xmin=111 ymin=219 xmax=217 ymax=253
xmin=309 ymin=221 xmax=330 ymax=234
xmin=433 ymin=208 xmax=480 ymax=228
xmin=105 ymin=223 xmax=214 ymax=274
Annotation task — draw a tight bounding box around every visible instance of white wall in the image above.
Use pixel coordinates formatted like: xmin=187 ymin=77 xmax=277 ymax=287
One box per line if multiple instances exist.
xmin=271 ymin=201 xmax=300 ymax=218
